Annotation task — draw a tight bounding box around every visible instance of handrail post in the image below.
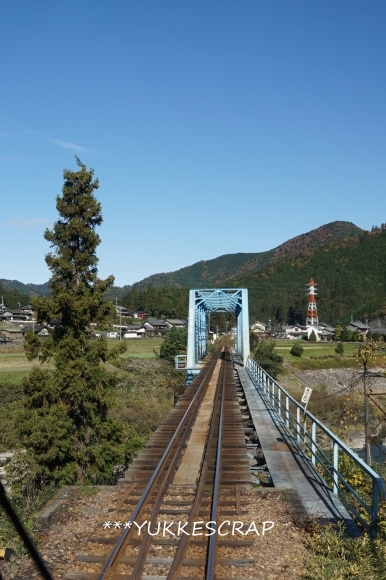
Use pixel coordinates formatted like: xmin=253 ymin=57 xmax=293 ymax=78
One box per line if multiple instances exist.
xmin=285 ymin=395 xmax=289 ymax=428
xmin=311 ymin=421 xmax=316 ymax=465
xmin=296 ymin=407 xmax=301 ymax=443
xmin=333 ymin=442 xmax=339 ymax=495
xmin=271 ymin=380 xmax=275 ymax=407
xmin=370 ymin=482 xmax=380 ymax=539
xmin=278 ymin=388 xmax=282 ymax=419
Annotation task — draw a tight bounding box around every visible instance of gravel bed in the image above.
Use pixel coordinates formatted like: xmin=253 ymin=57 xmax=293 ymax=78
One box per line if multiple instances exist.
xmin=0 ymin=487 xmax=306 ymax=579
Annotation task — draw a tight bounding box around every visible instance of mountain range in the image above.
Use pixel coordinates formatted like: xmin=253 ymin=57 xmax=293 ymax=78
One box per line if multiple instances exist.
xmin=129 ymin=221 xmax=363 ymax=289
xmin=3 ymin=220 xmax=386 ymax=324
xmin=0 ymin=221 xmax=364 ymax=298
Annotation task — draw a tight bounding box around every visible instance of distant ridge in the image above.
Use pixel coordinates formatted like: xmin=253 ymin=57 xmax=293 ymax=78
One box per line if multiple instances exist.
xmin=130 ymin=221 xmax=364 ymax=289
xmin=0 ymin=279 xmax=50 ymax=297
xmin=1 ymin=221 xmax=365 ymax=297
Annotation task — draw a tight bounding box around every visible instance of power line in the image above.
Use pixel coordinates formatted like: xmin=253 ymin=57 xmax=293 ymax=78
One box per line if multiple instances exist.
xmin=310 ymin=375 xmax=362 ymax=401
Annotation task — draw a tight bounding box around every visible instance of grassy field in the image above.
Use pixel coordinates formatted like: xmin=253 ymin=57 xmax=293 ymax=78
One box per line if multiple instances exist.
xmin=0 ymin=347 xmax=42 ymax=384
xmin=110 ymin=337 xmax=164 ymax=358
xmin=274 ymin=340 xmax=386 ymax=370
xmin=0 ymin=338 xmax=165 ymax=384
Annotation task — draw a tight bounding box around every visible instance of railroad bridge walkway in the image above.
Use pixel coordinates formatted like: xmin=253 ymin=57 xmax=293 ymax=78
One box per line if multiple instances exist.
xmin=233 ymin=355 xmax=361 ymax=537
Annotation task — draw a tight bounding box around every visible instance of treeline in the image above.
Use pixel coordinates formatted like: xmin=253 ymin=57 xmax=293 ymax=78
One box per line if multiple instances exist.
xmin=121 ymin=286 xmax=189 ymax=319
xmin=231 ymin=229 xmax=386 ymax=325
xmin=0 ymin=282 xmax=30 ymax=309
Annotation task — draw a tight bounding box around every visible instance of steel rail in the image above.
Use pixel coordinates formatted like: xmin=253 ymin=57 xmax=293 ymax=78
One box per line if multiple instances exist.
xmin=206 ymin=349 xmax=226 ymax=580
xmin=127 ymin=365 xmax=221 ymax=580
xmin=166 ymin=348 xmax=226 ymax=580
xmin=98 ymin=346 xmax=223 ymax=580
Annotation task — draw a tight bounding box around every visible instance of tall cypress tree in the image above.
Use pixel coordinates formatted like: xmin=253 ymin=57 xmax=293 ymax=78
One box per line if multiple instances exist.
xmin=20 ymin=158 xmax=126 ymax=485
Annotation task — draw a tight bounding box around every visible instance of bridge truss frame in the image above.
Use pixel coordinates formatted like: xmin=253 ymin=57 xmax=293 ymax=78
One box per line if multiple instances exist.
xmin=187 ymin=288 xmax=250 ymax=368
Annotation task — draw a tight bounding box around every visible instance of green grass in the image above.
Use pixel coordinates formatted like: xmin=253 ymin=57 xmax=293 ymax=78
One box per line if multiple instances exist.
xmin=274 ymin=340 xmax=375 ymax=370
xmin=0 ymin=348 xmax=53 ymax=383
xmin=0 ymin=339 xmax=166 ymax=386
xmin=302 ymin=524 xmax=386 ymax=579
xmin=276 ymin=340 xmax=358 ymax=359
xmin=76 ymin=486 xmax=98 ymax=497
xmin=0 ymin=350 xmax=36 ymax=383
xmin=108 ymin=337 xmax=164 ymax=358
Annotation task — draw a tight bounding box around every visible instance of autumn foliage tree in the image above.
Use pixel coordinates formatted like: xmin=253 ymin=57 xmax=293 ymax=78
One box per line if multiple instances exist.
xmin=19 ymin=158 xmax=126 ymax=485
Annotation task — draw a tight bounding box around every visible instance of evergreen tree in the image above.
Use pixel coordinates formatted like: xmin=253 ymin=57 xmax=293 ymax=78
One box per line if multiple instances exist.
xmin=19 ymin=158 xmax=126 ymax=485
xmin=309 ymin=330 xmax=317 ymax=342
xmin=352 ymin=329 xmax=361 ymax=341
xmin=334 ymin=324 xmax=342 ymax=341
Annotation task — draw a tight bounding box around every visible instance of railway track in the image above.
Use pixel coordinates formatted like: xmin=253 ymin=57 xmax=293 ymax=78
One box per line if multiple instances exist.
xmin=66 ymin=344 xmax=253 ymax=580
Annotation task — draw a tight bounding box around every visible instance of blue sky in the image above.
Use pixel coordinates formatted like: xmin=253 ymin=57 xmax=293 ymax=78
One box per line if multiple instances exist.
xmin=1 ymin=0 xmax=385 ymax=286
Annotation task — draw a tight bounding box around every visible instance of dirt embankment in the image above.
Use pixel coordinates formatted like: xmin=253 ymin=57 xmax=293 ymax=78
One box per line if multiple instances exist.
xmin=281 ymin=366 xmax=386 ymax=395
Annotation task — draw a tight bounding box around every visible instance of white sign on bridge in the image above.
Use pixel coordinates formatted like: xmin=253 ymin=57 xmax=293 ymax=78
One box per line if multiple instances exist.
xmin=301 ymin=387 xmax=313 ymax=407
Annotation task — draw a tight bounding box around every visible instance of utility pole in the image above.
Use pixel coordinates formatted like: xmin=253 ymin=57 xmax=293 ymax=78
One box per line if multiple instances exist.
xmin=364 ymin=367 xmax=371 ymax=465
xmin=359 ymin=341 xmax=373 ymax=466
xmin=115 ymin=298 xmax=121 ymax=340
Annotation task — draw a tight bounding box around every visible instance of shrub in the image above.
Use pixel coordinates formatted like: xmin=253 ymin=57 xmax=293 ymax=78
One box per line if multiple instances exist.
xmin=290 ymin=342 xmax=304 ymax=357
xmin=159 ymin=326 xmax=187 ymax=361
xmin=335 ymin=342 xmax=344 ymax=355
xmin=252 ymin=340 xmax=283 ymax=378
xmin=309 ymin=330 xmax=317 ymax=342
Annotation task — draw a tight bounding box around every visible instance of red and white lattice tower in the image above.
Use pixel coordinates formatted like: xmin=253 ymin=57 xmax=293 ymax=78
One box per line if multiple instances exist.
xmin=306 ymin=278 xmax=319 ymax=326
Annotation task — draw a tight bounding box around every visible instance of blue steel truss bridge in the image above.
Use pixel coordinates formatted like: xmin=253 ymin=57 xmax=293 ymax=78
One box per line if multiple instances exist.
xmin=187 ymin=288 xmax=250 ymax=370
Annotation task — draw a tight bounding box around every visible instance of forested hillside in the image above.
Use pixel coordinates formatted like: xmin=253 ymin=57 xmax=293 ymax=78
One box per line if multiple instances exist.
xmin=4 ymin=221 xmax=386 ymax=326
xmin=122 ymin=286 xmax=189 ymax=320
xmin=0 ymin=279 xmax=50 ymax=297
xmin=120 ymin=229 xmax=386 ymax=325
xmin=0 ymin=282 xmax=31 ymax=308
xmin=131 ymin=221 xmax=362 ymax=289
xmin=231 ymin=229 xmax=386 ymax=324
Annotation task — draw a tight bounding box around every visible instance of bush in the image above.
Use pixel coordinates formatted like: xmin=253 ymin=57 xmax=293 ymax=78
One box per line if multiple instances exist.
xmin=335 ymin=342 xmax=344 ymax=355
xmin=252 ymin=340 xmax=283 ymax=378
xmin=290 ymin=342 xmax=304 ymax=357
xmin=309 ymin=330 xmax=317 ymax=342
xmin=159 ymin=326 xmax=188 ymax=362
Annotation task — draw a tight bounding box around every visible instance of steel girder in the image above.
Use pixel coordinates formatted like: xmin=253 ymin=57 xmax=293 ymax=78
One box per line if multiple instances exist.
xmin=187 ymin=288 xmax=250 ymax=368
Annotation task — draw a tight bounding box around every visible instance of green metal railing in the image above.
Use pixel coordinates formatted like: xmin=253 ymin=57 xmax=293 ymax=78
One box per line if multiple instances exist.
xmin=246 ymin=356 xmax=386 ymax=537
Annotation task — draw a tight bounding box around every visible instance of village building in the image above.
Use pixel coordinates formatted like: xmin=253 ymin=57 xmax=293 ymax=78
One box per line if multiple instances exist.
xmin=145 ymin=318 xmax=169 ymax=334
xmin=133 ymin=310 xmax=148 ymax=319
xmin=346 ymin=320 xmax=370 ymax=338
xmin=165 ymin=319 xmax=187 ymax=328
xmin=122 ymin=325 xmax=147 ymax=339
xmin=21 ymin=325 xmax=51 ymax=337
xmin=250 ymin=321 xmax=270 ymax=338
xmin=0 ymin=310 xmax=13 ymax=322
xmin=1 ymin=328 xmax=24 ymax=340
xmin=115 ymin=305 xmax=130 ymax=317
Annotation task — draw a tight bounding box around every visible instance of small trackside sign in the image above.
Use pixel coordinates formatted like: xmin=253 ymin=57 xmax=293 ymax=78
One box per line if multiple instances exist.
xmin=301 ymin=387 xmax=313 ymax=406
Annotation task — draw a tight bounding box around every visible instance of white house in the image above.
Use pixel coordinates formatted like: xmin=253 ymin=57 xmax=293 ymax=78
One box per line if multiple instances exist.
xmin=122 ymin=325 xmax=146 ymax=339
